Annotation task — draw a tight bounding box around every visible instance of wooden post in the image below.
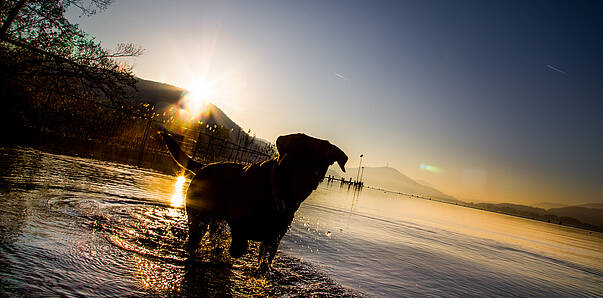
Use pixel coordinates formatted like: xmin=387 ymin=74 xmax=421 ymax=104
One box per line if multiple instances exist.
xmin=137 ymin=117 xmax=152 ymax=167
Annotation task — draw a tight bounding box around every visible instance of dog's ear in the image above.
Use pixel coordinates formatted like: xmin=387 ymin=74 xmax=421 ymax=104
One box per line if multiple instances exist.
xmin=276 ymin=133 xmax=348 ymax=172
xmin=276 ymin=133 xmax=305 ymax=156
xmin=326 ymin=143 xmax=348 ymax=173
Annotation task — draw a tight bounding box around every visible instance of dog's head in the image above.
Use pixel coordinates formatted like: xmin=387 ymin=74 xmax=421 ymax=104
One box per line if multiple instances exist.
xmin=276 ymin=133 xmax=348 ymax=200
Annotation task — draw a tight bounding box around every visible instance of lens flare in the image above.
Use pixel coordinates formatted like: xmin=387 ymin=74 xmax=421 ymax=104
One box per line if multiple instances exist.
xmin=420 ymin=163 xmax=441 ymax=173
xmin=175 ymin=79 xmax=215 ymax=122
xmin=187 ymin=79 xmax=215 ymax=107
xmin=170 ymin=176 xmax=187 ymax=208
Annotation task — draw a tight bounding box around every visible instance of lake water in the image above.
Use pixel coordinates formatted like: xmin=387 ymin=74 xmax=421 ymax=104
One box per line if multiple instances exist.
xmin=1 ymin=146 xmax=601 ymax=296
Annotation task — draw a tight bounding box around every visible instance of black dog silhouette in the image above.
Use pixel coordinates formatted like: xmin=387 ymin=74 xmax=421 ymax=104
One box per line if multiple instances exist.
xmin=161 ymin=131 xmax=347 ymax=270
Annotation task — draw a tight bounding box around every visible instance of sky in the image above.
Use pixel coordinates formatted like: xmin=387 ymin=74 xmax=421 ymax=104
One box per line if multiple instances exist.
xmin=71 ymin=0 xmax=603 ymax=205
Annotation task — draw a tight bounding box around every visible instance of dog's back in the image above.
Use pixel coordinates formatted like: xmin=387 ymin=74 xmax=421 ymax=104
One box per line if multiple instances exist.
xmin=185 ymin=162 xmax=246 ymax=214
xmin=189 ymin=160 xmax=282 ymax=239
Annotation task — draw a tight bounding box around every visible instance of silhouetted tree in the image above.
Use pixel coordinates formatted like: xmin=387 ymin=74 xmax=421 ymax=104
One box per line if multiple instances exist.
xmin=0 ymin=0 xmax=142 ymax=106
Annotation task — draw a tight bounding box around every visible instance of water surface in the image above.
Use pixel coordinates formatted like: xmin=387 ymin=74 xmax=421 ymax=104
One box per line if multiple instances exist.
xmin=285 ymin=183 xmax=602 ymax=296
xmin=1 ymin=147 xmax=601 ymax=296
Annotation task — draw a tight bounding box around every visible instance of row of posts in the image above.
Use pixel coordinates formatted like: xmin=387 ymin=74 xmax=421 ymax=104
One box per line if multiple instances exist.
xmin=324 ymin=153 xmax=365 ymax=189
xmin=325 ymin=175 xmax=364 ymax=188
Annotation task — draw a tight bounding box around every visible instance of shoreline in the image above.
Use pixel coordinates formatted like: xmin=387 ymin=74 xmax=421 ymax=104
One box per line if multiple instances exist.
xmin=365 ymin=186 xmax=603 ymax=234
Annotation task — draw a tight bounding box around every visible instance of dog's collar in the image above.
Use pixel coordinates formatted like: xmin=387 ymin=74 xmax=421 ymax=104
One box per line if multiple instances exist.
xmin=270 ymin=160 xmax=286 ymax=212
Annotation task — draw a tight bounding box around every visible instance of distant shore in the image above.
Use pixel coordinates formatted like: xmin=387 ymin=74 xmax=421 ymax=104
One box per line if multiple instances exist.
xmin=365 ymin=186 xmax=603 ymax=234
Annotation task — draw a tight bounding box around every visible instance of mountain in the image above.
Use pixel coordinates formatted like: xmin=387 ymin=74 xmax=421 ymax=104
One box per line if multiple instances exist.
xmin=329 ymin=166 xmax=458 ymax=202
xmin=135 ymin=78 xmax=271 ymax=147
xmin=136 ymin=78 xmax=184 ymax=110
xmin=136 ymin=78 xmax=241 ymax=131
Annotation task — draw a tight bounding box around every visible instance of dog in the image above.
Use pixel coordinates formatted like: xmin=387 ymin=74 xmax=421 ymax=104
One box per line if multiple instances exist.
xmin=160 ymin=131 xmax=347 ymax=270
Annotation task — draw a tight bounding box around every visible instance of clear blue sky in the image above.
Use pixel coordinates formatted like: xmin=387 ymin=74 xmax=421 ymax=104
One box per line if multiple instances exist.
xmin=72 ymin=0 xmax=603 ymax=205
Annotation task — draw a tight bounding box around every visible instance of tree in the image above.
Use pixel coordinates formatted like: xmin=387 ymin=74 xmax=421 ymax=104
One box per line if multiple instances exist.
xmin=0 ymin=0 xmax=142 ymax=105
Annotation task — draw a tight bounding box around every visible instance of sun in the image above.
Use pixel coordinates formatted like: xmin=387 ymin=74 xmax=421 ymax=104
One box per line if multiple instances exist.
xmin=186 ymin=79 xmax=215 ymax=107
xmin=178 ymin=78 xmax=216 ymax=121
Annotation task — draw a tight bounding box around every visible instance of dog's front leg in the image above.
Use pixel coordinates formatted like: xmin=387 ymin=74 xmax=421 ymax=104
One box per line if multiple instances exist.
xmin=257 ymin=242 xmax=276 ymax=273
xmin=256 ymin=239 xmax=283 ymax=274
xmin=186 ymin=209 xmax=207 ymax=254
xmin=257 ymin=243 xmax=268 ymax=271
xmin=257 ymin=243 xmax=267 ymax=263
xmin=266 ymin=240 xmax=280 ymax=265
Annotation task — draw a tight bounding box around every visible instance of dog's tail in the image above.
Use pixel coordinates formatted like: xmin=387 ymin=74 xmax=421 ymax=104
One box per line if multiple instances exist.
xmin=159 ymin=131 xmax=205 ymax=173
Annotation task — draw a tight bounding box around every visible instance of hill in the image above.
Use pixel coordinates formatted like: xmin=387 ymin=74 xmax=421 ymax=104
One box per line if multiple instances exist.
xmin=575 ymin=203 xmax=603 ymax=210
xmin=531 ymin=202 xmax=568 ymax=210
xmin=494 ymin=203 xmax=547 ymax=215
xmin=465 ymin=202 xmax=602 ymax=232
xmin=547 ymin=206 xmax=603 ymax=228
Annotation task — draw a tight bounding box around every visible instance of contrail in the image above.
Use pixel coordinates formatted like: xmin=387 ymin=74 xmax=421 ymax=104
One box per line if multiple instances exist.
xmin=334 ymin=72 xmax=347 ymax=80
xmin=546 ymin=64 xmax=567 ymax=75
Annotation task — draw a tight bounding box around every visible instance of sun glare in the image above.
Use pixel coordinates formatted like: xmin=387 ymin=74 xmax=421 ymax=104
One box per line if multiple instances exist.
xmin=178 ymin=79 xmax=216 ymax=121
xmin=187 ymin=79 xmax=215 ymax=106
xmin=170 ymin=176 xmax=187 ymax=208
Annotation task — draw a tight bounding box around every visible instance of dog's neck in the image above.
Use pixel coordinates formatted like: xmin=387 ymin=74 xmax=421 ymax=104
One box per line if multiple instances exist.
xmin=270 ymin=160 xmax=286 ymax=212
xmin=266 ymin=157 xmax=308 ymax=213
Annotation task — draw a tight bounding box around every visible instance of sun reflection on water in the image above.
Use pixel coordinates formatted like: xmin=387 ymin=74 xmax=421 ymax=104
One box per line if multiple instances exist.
xmin=134 ymin=254 xmax=184 ymax=292
xmin=171 ymin=176 xmax=187 ymax=208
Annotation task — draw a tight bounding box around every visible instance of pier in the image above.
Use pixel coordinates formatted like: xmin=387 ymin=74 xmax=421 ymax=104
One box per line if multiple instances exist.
xmin=325 ymin=175 xmax=364 ymax=189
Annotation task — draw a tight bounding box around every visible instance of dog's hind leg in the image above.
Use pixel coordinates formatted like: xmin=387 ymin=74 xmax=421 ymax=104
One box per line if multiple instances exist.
xmin=257 ymin=240 xmax=280 ymax=273
xmin=228 ymin=232 xmax=249 ymax=259
xmin=208 ymin=219 xmax=222 ymax=237
xmin=185 ymin=209 xmax=208 ymax=253
xmin=207 ymin=220 xmax=225 ymax=254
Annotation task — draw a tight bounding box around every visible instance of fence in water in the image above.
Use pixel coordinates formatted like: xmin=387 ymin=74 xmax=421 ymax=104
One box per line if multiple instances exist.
xmin=12 ymin=91 xmax=276 ymax=170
